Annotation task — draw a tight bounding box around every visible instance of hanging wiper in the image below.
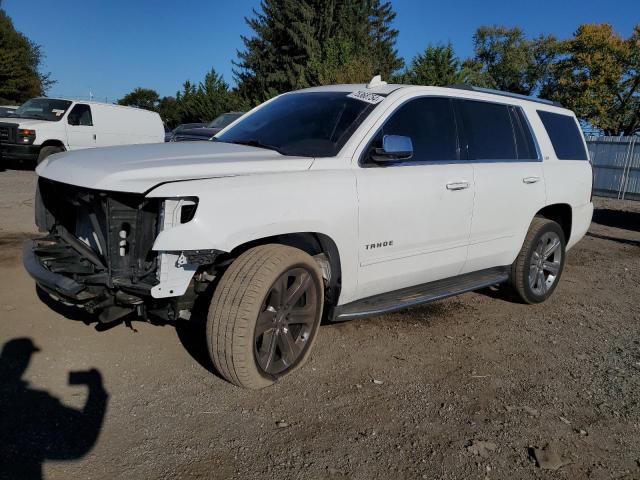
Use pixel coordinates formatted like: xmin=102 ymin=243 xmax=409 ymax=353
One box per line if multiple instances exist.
xmin=227 ymin=139 xmax=284 ymax=155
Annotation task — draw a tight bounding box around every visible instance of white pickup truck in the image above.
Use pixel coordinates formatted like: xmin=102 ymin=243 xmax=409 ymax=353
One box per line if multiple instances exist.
xmin=24 ymin=78 xmax=593 ymax=389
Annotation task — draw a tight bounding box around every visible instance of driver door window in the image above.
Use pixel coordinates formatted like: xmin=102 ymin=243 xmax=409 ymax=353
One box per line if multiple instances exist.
xmin=67 ymin=104 xmax=93 ymax=126
xmin=365 ymin=97 xmax=459 ymax=164
xmin=66 ymin=104 xmax=96 ymax=149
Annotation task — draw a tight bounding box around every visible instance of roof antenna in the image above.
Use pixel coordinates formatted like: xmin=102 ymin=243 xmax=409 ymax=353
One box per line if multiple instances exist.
xmin=367 ymin=75 xmax=387 ymax=89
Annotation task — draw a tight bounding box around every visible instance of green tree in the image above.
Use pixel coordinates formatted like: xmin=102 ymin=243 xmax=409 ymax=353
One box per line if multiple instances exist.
xmin=368 ymin=0 xmax=404 ymax=77
xmin=117 ymin=87 xmax=160 ymax=111
xmin=542 ymin=24 xmax=640 ymax=136
xmin=235 ymin=0 xmax=403 ymax=103
xmin=395 ymin=43 xmax=492 ymax=87
xmin=0 ymin=8 xmax=53 ymax=104
xmin=472 ymin=26 xmax=559 ymax=95
xmin=308 ymin=36 xmax=375 ymax=85
xmin=398 ymin=43 xmax=463 ymax=86
xmin=175 ymin=69 xmax=233 ymax=123
xmin=158 ymin=96 xmax=180 ymax=129
xmin=235 ymin=0 xmax=317 ymax=104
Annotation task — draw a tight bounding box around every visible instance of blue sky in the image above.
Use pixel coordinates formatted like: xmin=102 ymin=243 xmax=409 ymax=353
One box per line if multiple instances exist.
xmin=3 ymin=0 xmax=638 ymax=102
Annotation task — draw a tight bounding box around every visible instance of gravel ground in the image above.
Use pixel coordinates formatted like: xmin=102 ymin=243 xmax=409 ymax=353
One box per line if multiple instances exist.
xmin=0 ymin=169 xmax=638 ymax=480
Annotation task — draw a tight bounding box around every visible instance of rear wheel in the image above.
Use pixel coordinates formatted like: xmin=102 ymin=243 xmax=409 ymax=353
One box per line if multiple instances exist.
xmin=206 ymin=244 xmax=324 ymax=389
xmin=511 ymin=217 xmax=566 ymax=304
xmin=37 ymin=146 xmax=63 ymax=165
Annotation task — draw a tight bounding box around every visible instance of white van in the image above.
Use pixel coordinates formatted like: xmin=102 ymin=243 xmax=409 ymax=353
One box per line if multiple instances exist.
xmin=0 ymin=97 xmax=164 ymax=164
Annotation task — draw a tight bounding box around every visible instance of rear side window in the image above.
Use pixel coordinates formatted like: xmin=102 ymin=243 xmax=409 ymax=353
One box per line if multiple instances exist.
xmin=458 ymin=100 xmax=516 ymax=160
xmin=509 ymin=107 xmax=538 ymax=160
xmin=537 ymin=111 xmax=588 ymax=160
xmin=373 ymin=97 xmax=458 ymax=162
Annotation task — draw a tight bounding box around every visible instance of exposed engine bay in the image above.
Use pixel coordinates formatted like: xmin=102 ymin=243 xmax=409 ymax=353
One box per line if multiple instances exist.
xmin=26 ymin=178 xmax=216 ymax=323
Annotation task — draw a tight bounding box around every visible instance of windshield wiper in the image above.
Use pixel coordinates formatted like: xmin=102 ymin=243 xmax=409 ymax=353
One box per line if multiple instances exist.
xmin=227 ymin=139 xmax=284 ymax=155
xmin=17 ymin=114 xmax=50 ymax=121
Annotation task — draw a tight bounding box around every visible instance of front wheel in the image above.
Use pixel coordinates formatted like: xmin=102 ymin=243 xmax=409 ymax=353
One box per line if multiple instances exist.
xmin=511 ymin=217 xmax=566 ymax=304
xmin=207 ymin=244 xmax=324 ymax=389
xmin=37 ymin=146 xmax=63 ymax=165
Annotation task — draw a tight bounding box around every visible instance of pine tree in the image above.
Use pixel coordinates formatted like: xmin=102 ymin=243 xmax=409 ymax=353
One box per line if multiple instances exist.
xmin=234 ymin=0 xmax=317 ymax=104
xmin=400 ymin=43 xmax=462 ymax=86
xmin=368 ymin=0 xmax=403 ymax=77
xmin=175 ymin=70 xmax=233 ymax=123
xmin=235 ymin=0 xmax=403 ymax=103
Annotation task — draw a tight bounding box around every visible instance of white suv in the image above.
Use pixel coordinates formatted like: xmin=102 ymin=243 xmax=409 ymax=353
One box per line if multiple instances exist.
xmin=24 ymin=78 xmax=593 ymax=388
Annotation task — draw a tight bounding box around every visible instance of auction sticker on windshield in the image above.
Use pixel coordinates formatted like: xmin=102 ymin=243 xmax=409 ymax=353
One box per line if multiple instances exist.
xmin=347 ymin=91 xmax=385 ymax=104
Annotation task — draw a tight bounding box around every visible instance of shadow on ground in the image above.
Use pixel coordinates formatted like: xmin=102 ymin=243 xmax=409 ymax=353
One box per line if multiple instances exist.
xmin=0 ymin=159 xmax=35 ymax=172
xmin=0 ymin=338 xmax=108 ymax=480
xmin=36 ymin=284 xmax=221 ymax=378
xmin=592 ymin=208 xmax=640 ymax=233
xmin=587 ymin=232 xmax=640 ymax=247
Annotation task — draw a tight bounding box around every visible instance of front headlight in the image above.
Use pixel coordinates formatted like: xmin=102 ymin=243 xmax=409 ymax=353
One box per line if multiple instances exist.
xmin=18 ymin=128 xmax=36 ymax=145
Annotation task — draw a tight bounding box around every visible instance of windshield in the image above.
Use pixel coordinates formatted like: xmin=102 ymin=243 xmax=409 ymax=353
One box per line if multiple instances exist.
xmin=217 ymin=92 xmax=377 ymax=156
xmin=13 ymin=98 xmax=72 ymax=121
xmin=208 ymin=113 xmax=243 ymax=129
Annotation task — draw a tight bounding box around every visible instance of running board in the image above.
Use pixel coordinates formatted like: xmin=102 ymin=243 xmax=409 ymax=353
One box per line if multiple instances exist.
xmin=332 ymin=266 xmax=510 ymax=321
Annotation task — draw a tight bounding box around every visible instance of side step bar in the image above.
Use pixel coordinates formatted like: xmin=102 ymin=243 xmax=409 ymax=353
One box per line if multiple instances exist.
xmin=332 ymin=266 xmax=510 ymax=321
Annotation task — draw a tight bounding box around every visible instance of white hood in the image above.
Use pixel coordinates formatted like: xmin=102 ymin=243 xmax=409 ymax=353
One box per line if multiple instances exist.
xmin=37 ymin=141 xmax=314 ymax=193
xmin=0 ymin=118 xmax=52 ymax=127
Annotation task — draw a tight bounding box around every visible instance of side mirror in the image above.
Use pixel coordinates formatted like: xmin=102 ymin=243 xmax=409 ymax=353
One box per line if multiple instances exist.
xmin=371 ymin=135 xmax=413 ymax=162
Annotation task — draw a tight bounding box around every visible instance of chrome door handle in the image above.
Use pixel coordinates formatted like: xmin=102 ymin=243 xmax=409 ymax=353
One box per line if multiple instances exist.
xmin=523 ymin=176 xmax=540 ymax=184
xmin=446 ymin=181 xmax=470 ymax=191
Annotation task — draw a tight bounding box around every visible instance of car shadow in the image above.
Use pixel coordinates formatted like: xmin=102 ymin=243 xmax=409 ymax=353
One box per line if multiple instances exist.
xmin=474 ymin=284 xmax=520 ymax=303
xmin=0 ymin=338 xmax=108 ymax=480
xmin=36 ymin=285 xmax=223 ymax=378
xmin=587 ymin=232 xmax=640 ymax=247
xmin=592 ymin=208 xmax=640 ymax=233
xmin=36 ymin=286 xmax=96 ymax=325
xmin=0 ymin=158 xmax=36 ymax=171
xmin=169 ymin=286 xmax=220 ymax=377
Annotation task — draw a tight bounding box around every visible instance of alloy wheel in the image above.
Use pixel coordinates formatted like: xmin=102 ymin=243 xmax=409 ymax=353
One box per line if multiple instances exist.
xmin=528 ymin=231 xmax=562 ymax=296
xmin=254 ymin=267 xmax=319 ymax=376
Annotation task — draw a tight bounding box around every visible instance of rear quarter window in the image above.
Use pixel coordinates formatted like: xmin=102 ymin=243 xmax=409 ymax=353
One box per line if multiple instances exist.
xmin=537 ymin=111 xmax=588 ymax=160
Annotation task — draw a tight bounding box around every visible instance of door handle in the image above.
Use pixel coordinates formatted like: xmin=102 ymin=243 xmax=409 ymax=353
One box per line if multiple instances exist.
xmin=446 ymin=181 xmax=470 ymax=191
xmin=93 ymin=134 xmax=97 ymax=140
xmin=523 ymin=176 xmax=540 ymax=184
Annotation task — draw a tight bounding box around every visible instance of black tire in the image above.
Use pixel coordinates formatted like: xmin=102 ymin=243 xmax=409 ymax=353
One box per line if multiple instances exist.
xmin=37 ymin=146 xmax=63 ymax=165
xmin=207 ymin=244 xmax=324 ymax=389
xmin=511 ymin=217 xmax=566 ymax=304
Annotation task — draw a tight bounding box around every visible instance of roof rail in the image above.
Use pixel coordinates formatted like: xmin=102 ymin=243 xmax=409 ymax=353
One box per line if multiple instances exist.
xmin=446 ymin=84 xmax=563 ymax=108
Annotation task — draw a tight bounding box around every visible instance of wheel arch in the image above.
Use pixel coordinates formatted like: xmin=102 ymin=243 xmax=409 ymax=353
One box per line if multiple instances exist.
xmin=39 ymin=139 xmax=66 ymax=151
xmin=218 ymin=232 xmax=343 ymax=311
xmin=535 ymin=203 xmax=572 ymax=243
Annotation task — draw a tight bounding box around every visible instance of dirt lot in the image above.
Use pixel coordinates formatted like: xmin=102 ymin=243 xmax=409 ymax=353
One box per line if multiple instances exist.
xmin=0 ymin=169 xmax=639 ymax=480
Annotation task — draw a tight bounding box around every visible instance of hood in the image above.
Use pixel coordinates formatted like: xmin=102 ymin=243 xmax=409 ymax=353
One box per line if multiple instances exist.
xmin=0 ymin=118 xmax=56 ymax=128
xmin=37 ymin=141 xmax=314 ymax=193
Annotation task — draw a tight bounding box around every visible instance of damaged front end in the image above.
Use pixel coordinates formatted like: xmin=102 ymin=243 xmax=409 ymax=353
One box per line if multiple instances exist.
xmin=24 ymin=178 xmax=213 ymax=323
